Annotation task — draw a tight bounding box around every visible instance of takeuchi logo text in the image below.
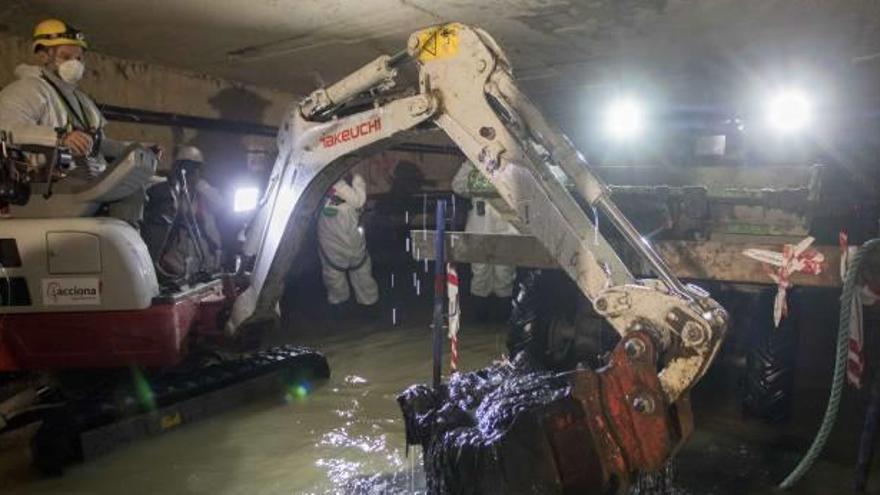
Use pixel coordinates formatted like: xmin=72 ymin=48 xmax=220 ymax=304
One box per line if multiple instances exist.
xmin=47 ymin=282 xmax=98 ymax=301
xmin=320 ymin=118 xmax=382 ymax=148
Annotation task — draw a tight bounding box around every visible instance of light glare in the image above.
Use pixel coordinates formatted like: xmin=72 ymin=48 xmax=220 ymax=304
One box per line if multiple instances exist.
xmin=234 ymin=187 xmax=260 ymax=213
xmin=766 ymin=90 xmax=812 ymax=133
xmin=604 ymin=98 xmax=644 ymax=140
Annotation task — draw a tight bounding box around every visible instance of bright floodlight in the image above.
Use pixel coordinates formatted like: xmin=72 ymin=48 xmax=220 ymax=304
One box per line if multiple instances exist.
xmin=604 ymin=98 xmax=644 ymax=140
xmin=766 ymin=90 xmax=812 ymax=133
xmin=233 ymin=186 xmax=259 ymax=213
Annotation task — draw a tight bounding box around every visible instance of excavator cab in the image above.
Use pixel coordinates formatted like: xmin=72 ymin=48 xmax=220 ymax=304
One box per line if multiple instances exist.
xmin=0 ymin=140 xmax=233 ymax=370
xmin=0 ymin=135 xmax=328 ymax=474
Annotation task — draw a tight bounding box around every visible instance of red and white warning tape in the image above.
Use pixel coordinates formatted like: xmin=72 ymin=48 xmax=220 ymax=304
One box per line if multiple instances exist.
xmin=743 ymin=236 xmax=825 ymax=328
xmin=840 ymin=232 xmax=880 ymax=388
xmin=447 ymin=263 xmax=460 ymax=372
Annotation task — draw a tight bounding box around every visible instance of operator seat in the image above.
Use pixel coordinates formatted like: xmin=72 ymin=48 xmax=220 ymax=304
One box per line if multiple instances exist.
xmin=7 ymin=144 xmax=157 ymax=219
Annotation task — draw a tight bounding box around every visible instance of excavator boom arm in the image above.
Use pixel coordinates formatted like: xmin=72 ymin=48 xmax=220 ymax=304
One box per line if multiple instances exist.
xmin=231 ymin=22 xmax=729 ymax=490
xmin=234 ymin=23 xmax=727 ymax=404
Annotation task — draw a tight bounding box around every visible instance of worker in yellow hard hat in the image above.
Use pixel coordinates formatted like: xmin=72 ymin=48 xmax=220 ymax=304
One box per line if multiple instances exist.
xmin=0 ymin=19 xmax=130 ymax=177
xmin=32 ymin=18 xmax=88 ymax=51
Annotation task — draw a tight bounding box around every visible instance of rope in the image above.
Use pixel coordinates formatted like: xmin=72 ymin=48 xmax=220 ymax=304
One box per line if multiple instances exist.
xmin=779 ymin=238 xmax=880 ymax=490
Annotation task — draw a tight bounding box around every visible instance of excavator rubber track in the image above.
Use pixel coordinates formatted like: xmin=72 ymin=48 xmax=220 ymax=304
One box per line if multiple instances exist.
xmin=26 ymin=345 xmax=329 ymax=475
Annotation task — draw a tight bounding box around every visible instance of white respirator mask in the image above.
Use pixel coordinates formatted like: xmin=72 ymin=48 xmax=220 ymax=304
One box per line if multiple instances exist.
xmin=57 ymin=59 xmax=85 ymax=85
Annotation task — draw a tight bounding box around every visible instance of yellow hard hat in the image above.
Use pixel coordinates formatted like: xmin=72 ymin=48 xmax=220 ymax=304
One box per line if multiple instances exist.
xmin=32 ymin=19 xmax=88 ymax=51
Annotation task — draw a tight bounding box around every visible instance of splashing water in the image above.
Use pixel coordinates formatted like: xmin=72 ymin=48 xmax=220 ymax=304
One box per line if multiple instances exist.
xmin=410 ymin=446 xmax=417 ymax=493
xmin=422 ymin=194 xmax=428 ymax=240
xmin=2 ymin=322 xmax=501 ymax=495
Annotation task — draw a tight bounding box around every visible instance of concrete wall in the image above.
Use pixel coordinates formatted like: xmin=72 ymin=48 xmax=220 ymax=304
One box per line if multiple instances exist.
xmin=0 ymin=32 xmax=292 ymax=176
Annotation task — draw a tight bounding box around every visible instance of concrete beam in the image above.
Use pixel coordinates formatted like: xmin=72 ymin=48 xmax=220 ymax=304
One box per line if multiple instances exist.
xmin=411 ymin=231 xmax=843 ymax=288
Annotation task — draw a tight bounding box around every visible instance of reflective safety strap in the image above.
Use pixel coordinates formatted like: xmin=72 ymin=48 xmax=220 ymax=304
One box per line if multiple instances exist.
xmin=41 ymin=75 xmax=93 ymax=131
xmin=318 ymin=242 xmax=369 ymax=273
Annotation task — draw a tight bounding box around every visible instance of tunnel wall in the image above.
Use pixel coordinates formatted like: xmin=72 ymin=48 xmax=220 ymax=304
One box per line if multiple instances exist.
xmin=0 ymin=32 xmax=290 ymax=175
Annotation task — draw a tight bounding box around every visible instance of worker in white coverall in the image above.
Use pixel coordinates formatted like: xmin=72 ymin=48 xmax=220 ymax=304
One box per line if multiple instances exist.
xmin=452 ymin=160 xmax=518 ymax=320
xmin=145 ymin=146 xmax=223 ymax=282
xmin=317 ymin=173 xmax=379 ymax=310
xmin=0 ymin=19 xmax=131 ymax=175
xmin=177 ymin=146 xmax=224 ymax=269
xmin=0 ymin=19 xmax=144 ymax=221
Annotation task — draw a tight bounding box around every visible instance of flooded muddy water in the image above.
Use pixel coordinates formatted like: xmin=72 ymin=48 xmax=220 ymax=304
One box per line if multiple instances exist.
xmin=0 ymin=302 xmax=875 ymax=494
xmin=0 ymin=317 xmax=506 ymax=494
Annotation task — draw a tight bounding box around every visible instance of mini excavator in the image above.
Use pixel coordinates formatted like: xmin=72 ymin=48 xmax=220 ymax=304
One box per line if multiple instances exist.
xmin=0 ymin=23 xmax=727 ymax=490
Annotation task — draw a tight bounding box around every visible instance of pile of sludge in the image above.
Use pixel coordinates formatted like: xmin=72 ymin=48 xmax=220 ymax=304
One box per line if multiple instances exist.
xmin=397 ymin=358 xmax=676 ymax=495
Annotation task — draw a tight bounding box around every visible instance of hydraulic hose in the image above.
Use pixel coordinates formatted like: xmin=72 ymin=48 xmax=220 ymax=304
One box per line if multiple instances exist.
xmin=779 ymin=238 xmax=880 ymax=490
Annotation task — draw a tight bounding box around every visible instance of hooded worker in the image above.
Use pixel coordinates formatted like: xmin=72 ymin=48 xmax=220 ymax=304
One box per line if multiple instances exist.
xmin=0 ymin=19 xmax=128 ymax=177
xmin=144 ymin=146 xmax=222 ymax=282
xmin=451 ymin=160 xmax=518 ymax=319
xmin=317 ymin=173 xmax=379 ymax=310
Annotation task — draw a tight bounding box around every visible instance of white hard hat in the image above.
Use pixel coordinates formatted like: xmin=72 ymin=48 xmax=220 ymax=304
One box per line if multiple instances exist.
xmin=175 ymin=145 xmax=204 ymax=164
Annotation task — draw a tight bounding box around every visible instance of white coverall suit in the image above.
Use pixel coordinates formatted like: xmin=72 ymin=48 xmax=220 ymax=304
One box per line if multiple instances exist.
xmin=451 ymin=161 xmax=518 ymax=298
xmin=0 ymin=64 xmax=127 ymax=175
xmin=317 ymin=174 xmax=379 ymax=306
xmin=192 ymin=178 xmax=223 ymax=270
xmin=150 ymin=176 xmax=224 ymax=278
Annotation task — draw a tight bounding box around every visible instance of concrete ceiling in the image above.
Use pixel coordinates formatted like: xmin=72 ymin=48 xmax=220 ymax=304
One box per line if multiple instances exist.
xmin=2 ymin=0 xmax=880 ymax=117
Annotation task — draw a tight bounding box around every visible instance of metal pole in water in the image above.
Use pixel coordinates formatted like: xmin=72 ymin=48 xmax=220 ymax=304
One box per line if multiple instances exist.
xmin=432 ymin=199 xmax=447 ymax=390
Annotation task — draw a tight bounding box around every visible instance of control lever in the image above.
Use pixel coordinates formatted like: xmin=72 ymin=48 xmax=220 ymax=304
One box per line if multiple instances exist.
xmin=42 ymin=144 xmax=74 ymax=200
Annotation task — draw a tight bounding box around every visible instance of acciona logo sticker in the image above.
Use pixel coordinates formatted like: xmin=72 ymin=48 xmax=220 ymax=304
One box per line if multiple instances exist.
xmin=42 ymin=278 xmax=101 ymax=306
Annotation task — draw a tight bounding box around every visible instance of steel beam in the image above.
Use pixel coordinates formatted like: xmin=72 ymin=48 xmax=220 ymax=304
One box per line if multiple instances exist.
xmin=411 ymin=231 xmax=843 ymax=288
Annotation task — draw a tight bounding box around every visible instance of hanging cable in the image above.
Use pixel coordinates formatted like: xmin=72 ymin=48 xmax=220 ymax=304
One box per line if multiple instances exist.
xmin=779 ymin=238 xmax=880 ymax=489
